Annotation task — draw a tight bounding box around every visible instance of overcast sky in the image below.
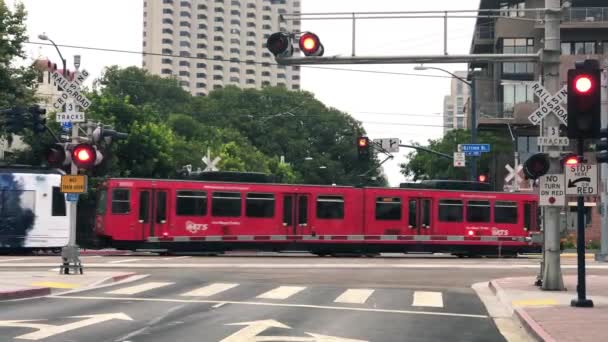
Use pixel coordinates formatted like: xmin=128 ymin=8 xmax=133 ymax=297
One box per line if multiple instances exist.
xmin=8 ymin=0 xmax=479 ymax=186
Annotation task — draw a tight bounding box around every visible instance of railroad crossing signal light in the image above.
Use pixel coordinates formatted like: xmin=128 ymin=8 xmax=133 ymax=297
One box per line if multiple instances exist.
xmin=45 ymin=143 xmax=69 ymax=168
xmin=357 ymin=136 xmax=370 ymax=161
xmin=266 ymin=32 xmax=293 ymax=58
xmin=299 ymin=32 xmax=324 ymax=56
xmin=561 ymin=152 xmax=581 ymax=167
xmin=30 ymin=105 xmax=47 ymax=134
xmin=523 ymin=153 xmax=550 ymax=180
xmin=567 ymin=59 xmax=601 ymax=139
xmin=477 ymin=174 xmax=488 ymax=183
xmin=71 ymin=143 xmax=101 ymax=169
xmin=597 ymin=128 xmax=608 ymax=164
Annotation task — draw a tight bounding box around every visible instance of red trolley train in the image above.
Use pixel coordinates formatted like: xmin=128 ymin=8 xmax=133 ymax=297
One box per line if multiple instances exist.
xmin=94 ymin=177 xmax=541 ymax=256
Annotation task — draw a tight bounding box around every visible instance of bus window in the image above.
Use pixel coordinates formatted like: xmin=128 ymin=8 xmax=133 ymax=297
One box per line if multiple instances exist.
xmin=316 ymin=195 xmax=344 ymax=219
xmin=494 ymin=201 xmax=517 ymax=223
xmin=246 ymin=193 xmax=275 ymax=218
xmin=438 ymin=200 xmax=463 ymax=222
xmin=212 ymin=192 xmax=242 ymax=217
xmin=467 ymin=200 xmax=490 ymax=222
xmin=111 ymin=189 xmax=131 ymax=214
xmin=52 ymin=187 xmax=66 ymax=216
xmin=375 ymin=197 xmax=401 ymax=221
xmin=524 ymin=203 xmax=532 ymax=230
xmin=176 ymin=191 xmax=207 ymax=216
xmin=96 ymin=189 xmax=107 ymax=215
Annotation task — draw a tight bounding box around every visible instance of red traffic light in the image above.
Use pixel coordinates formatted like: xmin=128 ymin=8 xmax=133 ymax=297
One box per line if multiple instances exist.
xmin=564 ymin=155 xmax=579 ymax=165
xmin=358 ymin=137 xmax=369 ymax=148
xmin=71 ymin=144 xmax=97 ymax=169
xmin=478 ymin=174 xmax=487 ymax=182
xmin=299 ymin=32 xmax=324 ymax=56
xmin=574 ymin=75 xmax=593 ymax=93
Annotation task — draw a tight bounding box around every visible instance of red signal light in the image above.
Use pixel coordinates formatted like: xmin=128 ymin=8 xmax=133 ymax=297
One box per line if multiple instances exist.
xmin=574 ymin=75 xmax=593 ymax=93
xmin=478 ymin=174 xmax=487 ymax=182
xmin=565 ymin=156 xmax=579 ymax=165
xmin=358 ymin=137 xmax=368 ymax=147
xmin=299 ymin=32 xmax=324 ymax=56
xmin=71 ymin=144 xmax=97 ymax=169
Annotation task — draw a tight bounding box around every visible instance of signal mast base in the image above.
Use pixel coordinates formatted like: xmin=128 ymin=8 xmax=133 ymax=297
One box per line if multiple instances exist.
xmin=60 ymin=245 xmax=83 ymax=275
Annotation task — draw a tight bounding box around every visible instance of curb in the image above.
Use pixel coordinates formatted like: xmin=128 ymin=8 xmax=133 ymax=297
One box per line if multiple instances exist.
xmin=489 ymin=279 xmax=553 ymax=342
xmin=514 ymin=307 xmax=555 ymax=342
xmin=0 ymin=287 xmax=51 ymax=301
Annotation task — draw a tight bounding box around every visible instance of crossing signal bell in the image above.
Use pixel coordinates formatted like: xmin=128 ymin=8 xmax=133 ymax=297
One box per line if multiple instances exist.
xmin=567 ymin=59 xmax=601 ymax=139
xmin=523 ymin=153 xmax=550 ymax=180
xmin=357 ymin=136 xmax=370 ymax=161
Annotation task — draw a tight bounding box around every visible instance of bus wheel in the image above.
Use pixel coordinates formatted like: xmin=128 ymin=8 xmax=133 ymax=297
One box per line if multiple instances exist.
xmin=51 ymin=248 xmax=62 ymax=255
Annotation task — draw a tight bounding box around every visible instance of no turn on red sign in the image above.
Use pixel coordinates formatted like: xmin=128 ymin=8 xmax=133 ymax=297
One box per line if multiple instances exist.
xmin=540 ymin=174 xmax=565 ymax=206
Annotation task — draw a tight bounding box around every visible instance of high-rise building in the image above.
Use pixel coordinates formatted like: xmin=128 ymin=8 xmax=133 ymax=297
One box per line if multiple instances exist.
xmin=442 ymin=71 xmax=469 ymax=134
xmin=142 ymin=0 xmax=301 ymax=96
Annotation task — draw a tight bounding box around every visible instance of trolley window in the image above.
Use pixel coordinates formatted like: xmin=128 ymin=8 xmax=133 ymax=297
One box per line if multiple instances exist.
xmin=298 ymin=196 xmax=308 ymax=225
xmin=212 ymin=192 xmax=241 ymax=217
xmin=467 ymin=200 xmax=490 ymax=222
xmin=111 ymin=189 xmax=130 ymax=214
xmin=139 ymin=191 xmax=150 ymax=223
xmin=51 ymin=186 xmax=66 ymax=216
xmin=316 ymin=195 xmax=344 ymax=219
xmin=156 ymin=191 xmax=167 ymax=223
xmin=438 ymin=199 xmax=463 ymax=222
xmin=246 ymin=193 xmax=275 ymax=218
xmin=494 ymin=201 xmax=517 ymax=223
xmin=176 ymin=190 xmax=207 ymax=216
xmin=422 ymin=199 xmax=431 ymax=227
xmin=96 ymin=189 xmax=107 ymax=215
xmin=376 ymin=197 xmax=401 ymax=220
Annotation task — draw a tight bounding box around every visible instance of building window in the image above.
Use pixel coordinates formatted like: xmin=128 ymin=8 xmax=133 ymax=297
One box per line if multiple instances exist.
xmin=316 ymin=195 xmax=344 ymax=219
xmin=162 ymin=18 xmax=173 ymax=24
xmin=213 ymin=84 xmax=223 ymax=89
xmin=196 ymin=82 xmax=206 ymax=88
xmin=198 ymin=14 xmax=207 ymax=19
xmin=163 ymin=8 xmax=173 ymax=14
xmin=179 ymin=21 xmax=191 ymax=27
xmin=214 ymin=26 xmax=224 ymax=32
xmin=292 ymin=75 xmax=300 ymax=80
xmin=161 ymin=68 xmax=172 ymax=75
xmin=246 ymin=41 xmax=256 ymax=47
xmin=214 ymin=7 xmax=224 ymax=13
xmin=230 ymin=76 xmax=239 ymax=82
xmin=230 ymin=38 xmax=240 ymax=44
xmin=263 ymin=15 xmax=271 ymax=20
xmin=180 ymin=11 xmax=191 ymax=17
xmin=502 ymin=82 xmax=534 ymax=113
xmin=230 ymin=48 xmax=240 ymax=54
xmin=456 ymin=117 xmax=464 ymax=129
xmin=162 ymin=38 xmax=173 ymax=44
xmin=162 ymin=48 xmax=173 ymax=54
xmin=180 ymin=31 xmax=191 ymax=37
xmin=246 ymin=50 xmax=256 ymax=56
xmin=197 ymin=33 xmax=207 ymax=39
xmin=456 ymin=82 xmax=463 ymax=95
xmin=180 ymin=0 xmax=191 ymax=7
xmin=247 ymin=22 xmax=256 ymax=28
xmin=466 ymin=200 xmax=490 ymax=222
xmin=246 ymin=3 xmax=256 ymax=8
xmin=198 ymin=4 xmax=207 ymax=9
xmin=230 ymin=10 xmax=240 ymax=16
xmin=575 ymin=41 xmax=596 ymax=55
xmin=197 ymin=53 xmax=207 ymax=58
xmin=176 ymin=191 xmax=207 ymax=216
xmin=292 ymin=84 xmax=300 ymax=90
xmin=212 ymin=192 xmax=241 ymax=217
xmin=499 ymin=1 xmax=525 ymax=17
xmin=375 ymin=197 xmax=401 ymax=221
xmin=214 ymin=46 xmax=223 ymax=51
xmin=180 ymin=80 xmax=190 ymax=87
xmin=261 ymin=71 xmax=270 ymax=77
xmin=180 ymin=51 xmax=191 ymax=57
xmin=213 ymin=55 xmax=223 ymax=60
xmin=198 ymin=23 xmax=207 ymax=29
xmin=229 ymin=67 xmax=239 ymax=73
xmin=246 ymin=193 xmax=275 ymax=218
xmin=214 ymin=17 xmax=224 ymax=22
xmin=196 ymin=73 xmax=206 ymax=78
xmin=262 ymin=24 xmax=271 ymax=30
xmin=197 ymin=62 xmax=206 ymax=68
xmin=162 ymin=28 xmax=173 ymax=34
xmin=179 ymin=60 xmax=190 ymax=66
xmin=163 ymin=0 xmax=173 ymax=4
xmin=197 ymin=43 xmax=207 ymax=49
xmin=213 ymin=75 xmax=223 ymax=80
xmin=214 ymin=36 xmax=224 ymax=42
xmin=561 ymin=42 xmax=572 ymax=55
xmin=180 ymin=41 xmax=191 ymax=47
xmin=502 ymin=38 xmax=534 ymax=74
xmin=438 ymin=199 xmax=462 ymax=222
xmin=262 ymin=81 xmax=271 ymax=86
xmin=456 ymin=97 xmax=464 ymax=114
xmin=245 ymin=69 xmax=255 ymax=75
xmin=213 ymin=65 xmax=223 ymax=71
xmin=246 ymin=79 xmax=255 ymax=84
xmin=179 ymin=70 xmax=190 ymax=76
xmin=246 ymin=12 xmax=255 ymax=18
xmin=231 ymin=19 xmax=240 ymax=25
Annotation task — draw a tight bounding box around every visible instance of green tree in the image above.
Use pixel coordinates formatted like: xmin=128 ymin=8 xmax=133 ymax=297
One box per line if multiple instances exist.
xmin=401 ymin=129 xmax=513 ymax=181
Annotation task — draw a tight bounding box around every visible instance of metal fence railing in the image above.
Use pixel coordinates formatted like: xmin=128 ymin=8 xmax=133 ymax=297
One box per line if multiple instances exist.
xmin=534 ymin=7 xmax=608 ymax=23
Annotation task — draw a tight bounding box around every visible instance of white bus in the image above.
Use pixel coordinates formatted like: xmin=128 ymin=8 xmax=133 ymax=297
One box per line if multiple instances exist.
xmin=0 ymin=167 xmax=70 ymax=253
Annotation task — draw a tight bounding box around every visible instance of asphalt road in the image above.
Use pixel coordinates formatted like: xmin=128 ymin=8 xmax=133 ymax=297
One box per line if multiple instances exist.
xmin=1 ymin=254 xmax=607 ymax=342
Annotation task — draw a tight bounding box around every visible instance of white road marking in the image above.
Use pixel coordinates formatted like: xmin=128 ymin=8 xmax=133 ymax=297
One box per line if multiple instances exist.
xmin=256 ymin=286 xmax=306 ymax=300
xmin=334 ymin=289 xmax=375 ymax=304
xmin=161 ymin=256 xmax=190 ymax=260
xmin=106 ymin=282 xmax=174 ymax=295
xmin=412 ymin=291 xmax=443 ymax=308
xmin=108 ymin=259 xmax=141 ymax=264
xmin=0 ymin=258 xmax=28 ymax=262
xmin=212 ymin=302 xmax=227 ymax=308
xmin=181 ymin=283 xmax=239 ymax=297
xmin=54 ymin=295 xmax=488 ymax=319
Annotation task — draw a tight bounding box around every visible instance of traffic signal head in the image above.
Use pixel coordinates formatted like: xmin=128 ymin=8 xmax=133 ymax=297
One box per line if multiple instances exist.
xmin=92 ymin=126 xmax=129 ymax=145
xmin=30 ymin=105 xmax=47 ymax=134
xmin=523 ymin=153 xmax=550 ymax=180
xmin=478 ymin=174 xmax=488 ymax=183
xmin=567 ymin=60 xmax=601 ymax=139
xmin=266 ymin=32 xmax=293 ymax=58
xmin=357 ymin=136 xmax=370 ymax=161
xmin=561 ymin=152 xmax=581 ymax=167
xmin=71 ymin=143 xmax=101 ymax=169
xmin=44 ymin=143 xmax=69 ymax=168
xmin=597 ymin=128 xmax=608 ymax=164
xmin=299 ymin=32 xmax=324 ymax=56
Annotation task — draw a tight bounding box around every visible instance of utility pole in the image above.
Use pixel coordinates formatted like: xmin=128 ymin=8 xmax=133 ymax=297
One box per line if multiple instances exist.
xmin=541 ymin=0 xmax=564 ymax=290
xmin=599 ymin=67 xmax=608 ymax=262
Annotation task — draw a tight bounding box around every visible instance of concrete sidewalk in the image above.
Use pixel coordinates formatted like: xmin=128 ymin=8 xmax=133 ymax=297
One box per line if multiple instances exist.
xmin=489 ymin=275 xmax=608 ymax=342
xmin=0 ymin=270 xmax=138 ymax=300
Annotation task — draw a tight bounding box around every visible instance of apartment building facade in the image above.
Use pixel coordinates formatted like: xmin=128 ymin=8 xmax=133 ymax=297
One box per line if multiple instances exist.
xmin=442 ymin=71 xmax=470 ymax=134
xmin=142 ymin=0 xmax=301 ymax=96
xmin=468 ymin=0 xmax=608 ymax=239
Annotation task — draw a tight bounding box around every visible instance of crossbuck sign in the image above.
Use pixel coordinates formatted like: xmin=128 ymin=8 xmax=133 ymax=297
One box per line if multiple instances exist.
xmin=528 ymin=82 xmax=567 ymax=126
xmin=51 ymin=70 xmax=92 ymax=112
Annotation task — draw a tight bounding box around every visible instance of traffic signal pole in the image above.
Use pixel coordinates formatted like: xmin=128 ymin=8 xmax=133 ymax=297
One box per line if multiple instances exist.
xmin=600 ymin=68 xmax=608 ymax=262
xmin=540 ymin=0 xmax=564 ymax=291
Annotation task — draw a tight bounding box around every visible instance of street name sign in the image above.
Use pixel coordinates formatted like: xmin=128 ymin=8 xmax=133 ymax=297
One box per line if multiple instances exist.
xmin=51 ymin=69 xmax=92 ymax=112
xmin=60 ymin=175 xmax=87 ymax=194
xmin=453 ymin=152 xmax=465 ymax=167
xmin=528 ymin=83 xmax=568 ymax=126
xmin=540 ymin=174 xmax=565 ymax=206
xmin=458 ymin=144 xmax=490 ymax=153
xmin=565 ymin=163 xmax=598 ymax=195
xmin=372 ymin=138 xmax=400 ymax=153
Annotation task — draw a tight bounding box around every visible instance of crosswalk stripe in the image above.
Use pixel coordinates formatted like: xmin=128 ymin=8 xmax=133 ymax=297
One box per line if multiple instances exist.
xmin=334 ymin=289 xmax=375 ymax=304
xmin=106 ymin=282 xmax=174 ymax=295
xmin=412 ymin=291 xmax=443 ymax=308
xmin=256 ymin=286 xmax=306 ymax=300
xmin=0 ymin=258 xmax=28 ymax=262
xmin=180 ymin=283 xmax=239 ymax=297
xmin=108 ymin=258 xmax=141 ymax=264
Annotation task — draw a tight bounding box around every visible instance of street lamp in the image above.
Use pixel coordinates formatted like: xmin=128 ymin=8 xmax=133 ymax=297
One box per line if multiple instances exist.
xmin=38 ymin=33 xmax=67 ymax=77
xmin=415 ymin=64 xmax=478 ymax=181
